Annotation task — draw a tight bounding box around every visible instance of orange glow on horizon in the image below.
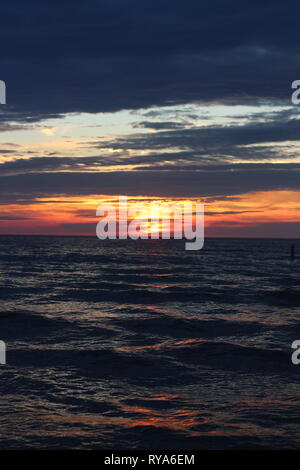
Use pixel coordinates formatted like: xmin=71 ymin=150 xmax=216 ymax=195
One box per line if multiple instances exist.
xmin=0 ymin=190 xmax=299 ymax=237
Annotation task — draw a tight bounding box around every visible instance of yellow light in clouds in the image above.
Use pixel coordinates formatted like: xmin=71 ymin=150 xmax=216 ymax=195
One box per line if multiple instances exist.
xmin=41 ymin=127 xmax=58 ymax=136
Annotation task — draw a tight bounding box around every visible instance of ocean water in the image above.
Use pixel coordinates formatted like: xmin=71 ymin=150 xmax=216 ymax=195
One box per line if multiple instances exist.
xmin=0 ymin=235 xmax=299 ymax=450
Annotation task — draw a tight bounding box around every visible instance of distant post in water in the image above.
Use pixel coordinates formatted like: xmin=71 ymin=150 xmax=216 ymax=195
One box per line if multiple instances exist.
xmin=290 ymin=244 xmax=295 ymax=261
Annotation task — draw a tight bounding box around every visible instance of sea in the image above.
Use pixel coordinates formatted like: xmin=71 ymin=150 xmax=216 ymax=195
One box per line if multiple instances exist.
xmin=0 ymin=236 xmax=299 ymax=449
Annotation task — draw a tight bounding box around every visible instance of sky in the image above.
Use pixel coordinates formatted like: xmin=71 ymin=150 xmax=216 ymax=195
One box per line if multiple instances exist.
xmin=0 ymin=0 xmax=300 ymax=237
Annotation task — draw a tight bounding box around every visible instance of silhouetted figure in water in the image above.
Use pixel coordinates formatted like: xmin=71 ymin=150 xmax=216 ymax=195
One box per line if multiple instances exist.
xmin=290 ymin=244 xmax=295 ymax=261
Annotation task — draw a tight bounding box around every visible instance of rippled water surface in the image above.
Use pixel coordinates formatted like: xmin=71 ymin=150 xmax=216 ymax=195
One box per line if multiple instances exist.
xmin=0 ymin=236 xmax=299 ymax=449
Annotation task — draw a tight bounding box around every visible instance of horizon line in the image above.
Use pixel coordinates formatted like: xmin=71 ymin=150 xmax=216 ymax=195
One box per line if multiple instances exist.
xmin=0 ymin=234 xmax=299 ymax=240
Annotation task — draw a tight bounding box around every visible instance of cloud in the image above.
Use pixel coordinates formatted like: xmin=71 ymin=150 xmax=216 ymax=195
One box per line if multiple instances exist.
xmin=206 ymin=221 xmax=300 ymax=238
xmin=59 ymin=222 xmax=97 ymax=234
xmin=0 ymin=216 xmax=31 ymax=220
xmin=80 ymin=115 xmax=300 ymax=168
xmin=0 ymin=0 xmax=300 ymax=123
xmin=94 ymin=118 xmax=300 ymax=151
xmin=0 ymin=166 xmax=299 ymax=201
xmin=133 ymin=121 xmax=189 ymax=130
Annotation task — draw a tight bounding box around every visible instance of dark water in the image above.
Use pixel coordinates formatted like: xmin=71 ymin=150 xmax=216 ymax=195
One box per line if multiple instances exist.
xmin=0 ymin=236 xmax=299 ymax=449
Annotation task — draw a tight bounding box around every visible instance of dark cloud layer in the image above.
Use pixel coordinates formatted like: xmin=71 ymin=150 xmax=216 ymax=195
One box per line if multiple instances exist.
xmin=0 ymin=166 xmax=298 ymax=201
xmin=95 ymin=118 xmax=300 ymax=151
xmin=1 ymin=0 xmax=300 ymax=121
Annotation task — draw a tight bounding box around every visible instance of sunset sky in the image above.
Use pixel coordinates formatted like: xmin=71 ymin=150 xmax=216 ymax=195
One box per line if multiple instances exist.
xmin=0 ymin=1 xmax=300 ymax=237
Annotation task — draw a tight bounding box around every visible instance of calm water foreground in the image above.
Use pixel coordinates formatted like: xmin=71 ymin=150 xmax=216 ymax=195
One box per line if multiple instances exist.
xmin=0 ymin=236 xmax=299 ymax=449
